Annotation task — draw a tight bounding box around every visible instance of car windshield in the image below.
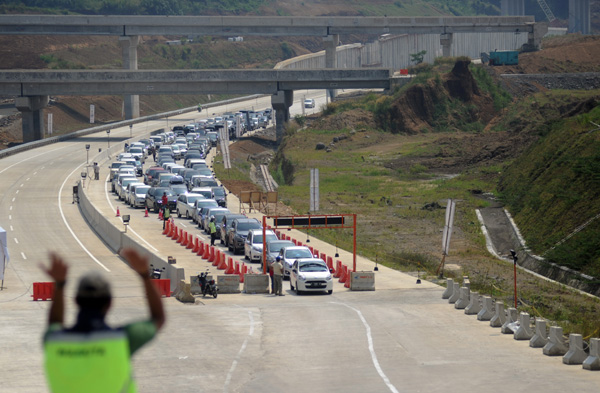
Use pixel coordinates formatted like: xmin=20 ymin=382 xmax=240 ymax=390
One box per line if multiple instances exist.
xmin=186 ymin=195 xmax=203 ymax=204
xmin=237 ymin=222 xmax=261 ymax=231
xmin=299 ymin=262 xmax=328 ymax=272
xmin=212 ymin=188 xmax=225 ymax=197
xmin=171 ymin=186 xmax=187 ymax=194
xmin=136 ymin=188 xmax=150 ymax=195
xmin=253 ymin=234 xmax=277 ymax=244
xmin=286 ymin=249 xmax=313 ymax=259
xmin=269 ymin=242 xmax=290 ymax=252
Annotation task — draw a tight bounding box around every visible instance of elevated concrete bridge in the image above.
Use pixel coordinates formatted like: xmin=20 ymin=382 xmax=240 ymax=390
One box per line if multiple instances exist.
xmin=0 ymin=15 xmax=544 ymax=142
xmin=0 ymin=68 xmax=396 ymax=142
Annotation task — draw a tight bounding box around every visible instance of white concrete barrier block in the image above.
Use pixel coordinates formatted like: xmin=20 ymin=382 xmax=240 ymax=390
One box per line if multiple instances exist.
xmin=563 ymin=334 xmax=587 ymax=365
xmin=490 ymin=302 xmax=506 ymax=328
xmin=190 ymin=275 xmax=213 ymax=295
xmin=583 ymin=338 xmax=600 ymax=371
xmin=218 ymin=275 xmax=241 ymax=294
xmin=441 ymin=278 xmax=454 ymax=299
xmin=448 ymin=282 xmax=461 ymax=304
xmin=455 ymin=287 xmax=470 ymax=309
xmin=350 ymin=271 xmax=375 ymax=291
xmin=477 ymin=296 xmax=494 ymax=321
xmin=462 ymin=276 xmax=470 ymax=289
xmin=530 ymin=318 xmax=548 ymax=348
xmin=175 ymin=282 xmax=195 ymax=303
xmin=465 ymin=291 xmax=481 ymax=315
xmin=501 ymin=307 xmax=518 ymax=334
xmin=543 ymin=326 xmax=569 ymax=356
xmin=243 ymin=274 xmax=269 ymax=294
xmin=514 ymin=312 xmax=534 ymax=340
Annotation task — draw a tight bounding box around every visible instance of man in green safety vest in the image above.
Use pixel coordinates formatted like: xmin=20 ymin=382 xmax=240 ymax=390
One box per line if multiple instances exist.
xmin=41 ymin=248 xmax=166 ymax=393
xmin=208 ymin=215 xmax=217 ymax=246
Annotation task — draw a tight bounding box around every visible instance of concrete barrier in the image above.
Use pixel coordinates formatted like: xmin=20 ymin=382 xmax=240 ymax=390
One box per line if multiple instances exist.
xmin=465 ymin=291 xmax=481 ymax=315
xmin=477 ymin=296 xmax=494 ymax=321
xmin=563 ymin=334 xmax=587 ymax=365
xmin=349 ymin=271 xmax=375 ymax=291
xmin=501 ymin=307 xmax=518 ymax=334
xmin=583 ymin=338 xmax=600 ymax=370
xmin=218 ymin=275 xmax=241 ymax=294
xmin=243 ymin=274 xmax=269 ymax=294
xmin=543 ymin=326 xmax=569 ymax=356
xmin=441 ymin=278 xmax=454 ymax=299
xmin=514 ymin=312 xmax=534 ymax=340
xmin=455 ymin=287 xmax=470 ymax=310
xmin=462 ymin=276 xmax=470 ymax=290
xmin=530 ymin=318 xmax=549 ymax=348
xmin=490 ymin=302 xmax=506 ymax=328
xmin=448 ymin=282 xmax=461 ymax=304
xmin=175 ymin=281 xmax=195 ymax=303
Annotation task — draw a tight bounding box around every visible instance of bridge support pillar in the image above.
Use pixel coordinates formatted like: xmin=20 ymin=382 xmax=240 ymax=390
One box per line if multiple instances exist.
xmin=119 ymin=35 xmax=140 ymax=120
xmin=440 ymin=33 xmax=453 ymax=58
xmin=324 ymin=34 xmax=339 ymax=100
xmin=525 ymin=23 xmax=548 ymax=52
xmin=500 ymin=0 xmax=525 ymax=15
xmin=271 ymin=90 xmax=293 ymax=144
xmin=569 ymin=0 xmax=591 ymax=34
xmin=15 ymin=95 xmax=49 ymax=143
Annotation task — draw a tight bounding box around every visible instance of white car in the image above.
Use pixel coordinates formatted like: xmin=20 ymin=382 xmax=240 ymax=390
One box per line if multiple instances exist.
xmin=276 ymin=246 xmax=314 ymax=279
xmin=176 ymin=193 xmax=205 ymax=219
xmin=290 ymin=258 xmax=333 ymax=295
xmin=192 ymin=199 xmax=219 ymax=224
xmin=244 ymin=229 xmax=278 ymax=262
xmin=304 ymin=99 xmax=315 ymax=108
xmin=129 ymin=184 xmax=150 ymax=208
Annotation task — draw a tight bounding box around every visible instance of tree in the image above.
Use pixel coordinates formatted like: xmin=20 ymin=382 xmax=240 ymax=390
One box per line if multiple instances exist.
xmin=410 ymin=50 xmax=427 ymax=65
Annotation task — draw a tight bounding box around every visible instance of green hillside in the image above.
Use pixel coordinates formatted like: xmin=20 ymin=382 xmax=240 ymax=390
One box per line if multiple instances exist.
xmin=497 ymin=92 xmax=600 ymax=279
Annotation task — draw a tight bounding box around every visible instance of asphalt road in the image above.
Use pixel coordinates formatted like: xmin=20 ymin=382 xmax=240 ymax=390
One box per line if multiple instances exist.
xmin=1 ymin=91 xmax=599 ymax=393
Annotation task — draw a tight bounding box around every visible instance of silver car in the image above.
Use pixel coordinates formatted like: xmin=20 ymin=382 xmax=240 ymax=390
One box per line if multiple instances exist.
xmin=277 ymin=246 xmax=314 ymax=279
xmin=129 ymin=184 xmax=150 ymax=208
xmin=176 ymin=193 xmax=205 ymax=219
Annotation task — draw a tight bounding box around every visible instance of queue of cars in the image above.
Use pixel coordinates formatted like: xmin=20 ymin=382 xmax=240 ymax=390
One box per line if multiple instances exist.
xmin=107 ymin=115 xmax=334 ymax=295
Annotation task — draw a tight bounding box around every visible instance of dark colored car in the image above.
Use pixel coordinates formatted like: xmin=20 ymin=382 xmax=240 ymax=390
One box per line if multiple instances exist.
xmin=145 ymin=187 xmax=177 ymax=213
xmin=227 ymin=218 xmax=261 ymax=255
xmin=220 ymin=214 xmax=246 ymax=246
xmin=144 ymin=167 xmax=167 ymax=185
xmin=211 ymin=186 xmax=227 ymax=207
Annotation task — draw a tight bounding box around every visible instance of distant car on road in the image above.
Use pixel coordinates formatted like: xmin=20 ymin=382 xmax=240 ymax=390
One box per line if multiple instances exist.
xmin=304 ymin=99 xmax=315 ymax=109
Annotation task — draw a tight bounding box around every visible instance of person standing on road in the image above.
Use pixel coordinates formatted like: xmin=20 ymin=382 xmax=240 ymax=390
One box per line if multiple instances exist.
xmin=161 ymin=192 xmax=168 ymax=210
xmin=150 ymin=145 xmax=156 ymax=162
xmin=163 ymin=206 xmax=170 ymax=230
xmin=93 ymin=162 xmax=100 ymax=180
xmin=208 ymin=216 xmax=217 ymax=246
xmin=268 ymin=260 xmax=275 ymax=294
xmin=272 ymin=256 xmax=284 ymax=296
xmin=41 ymin=248 xmax=165 ymax=393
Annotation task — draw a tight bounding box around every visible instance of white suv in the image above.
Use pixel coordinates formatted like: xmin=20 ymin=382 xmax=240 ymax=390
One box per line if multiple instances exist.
xmin=304 ymin=99 xmax=315 ymax=108
xmin=244 ymin=229 xmax=278 ymax=262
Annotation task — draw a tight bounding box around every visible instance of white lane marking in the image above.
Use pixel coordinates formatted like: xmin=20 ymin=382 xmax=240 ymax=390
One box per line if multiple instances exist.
xmin=26 ymin=178 xmax=30 ymax=181
xmin=103 ymin=176 xmax=158 ymax=252
xmin=0 ymin=145 xmax=66 ymax=175
xmin=10 ymin=226 xmax=13 ymax=231
xmin=20 ymin=184 xmax=23 ymax=187
xmin=12 ymin=197 xmax=15 ymax=202
xmin=33 ymin=172 xmax=37 ymax=175
xmin=14 ymin=238 xmax=18 ymax=244
xmin=21 ymin=252 xmax=26 ymax=260
xmin=59 ymin=162 xmax=110 ymax=272
xmin=180 ymin=223 xmax=187 ymax=228
xmin=9 ymin=206 xmax=12 ymax=211
xmin=223 ymin=310 xmax=254 ymax=393
xmin=15 ymin=190 xmax=19 ymax=194
xmin=8 ymin=215 xmax=11 ymax=220
xmin=335 ymin=302 xmax=400 ymax=393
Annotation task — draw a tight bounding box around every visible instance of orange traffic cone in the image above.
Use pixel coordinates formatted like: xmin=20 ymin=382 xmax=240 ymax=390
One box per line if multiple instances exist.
xmin=144 ymin=207 xmax=149 ymax=217
xmin=162 ymin=219 xmax=170 ymax=235
xmin=116 ymin=207 xmax=120 ymax=217
xmin=197 ymin=241 xmax=205 ymax=256
xmin=225 ymin=258 xmax=235 ymax=274
xmin=345 ymin=269 xmax=352 ymax=289
xmin=234 ymin=261 xmax=241 ymax=275
xmin=158 ymin=209 xmax=163 ymax=220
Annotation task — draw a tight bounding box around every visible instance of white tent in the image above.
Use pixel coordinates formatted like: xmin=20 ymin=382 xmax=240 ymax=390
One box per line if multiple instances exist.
xmin=0 ymin=226 xmax=9 ymax=286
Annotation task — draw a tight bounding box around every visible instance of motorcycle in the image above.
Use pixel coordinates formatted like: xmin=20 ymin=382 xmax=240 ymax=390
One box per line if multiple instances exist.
xmin=150 ymin=264 xmax=166 ymax=279
xmin=197 ymin=270 xmax=218 ymax=298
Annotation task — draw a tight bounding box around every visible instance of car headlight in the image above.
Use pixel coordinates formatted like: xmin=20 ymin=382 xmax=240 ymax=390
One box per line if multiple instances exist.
xmin=298 ymin=274 xmax=306 ymax=281
xmin=325 ymin=274 xmax=332 ymax=281
xmin=252 ymin=246 xmax=261 ymax=252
